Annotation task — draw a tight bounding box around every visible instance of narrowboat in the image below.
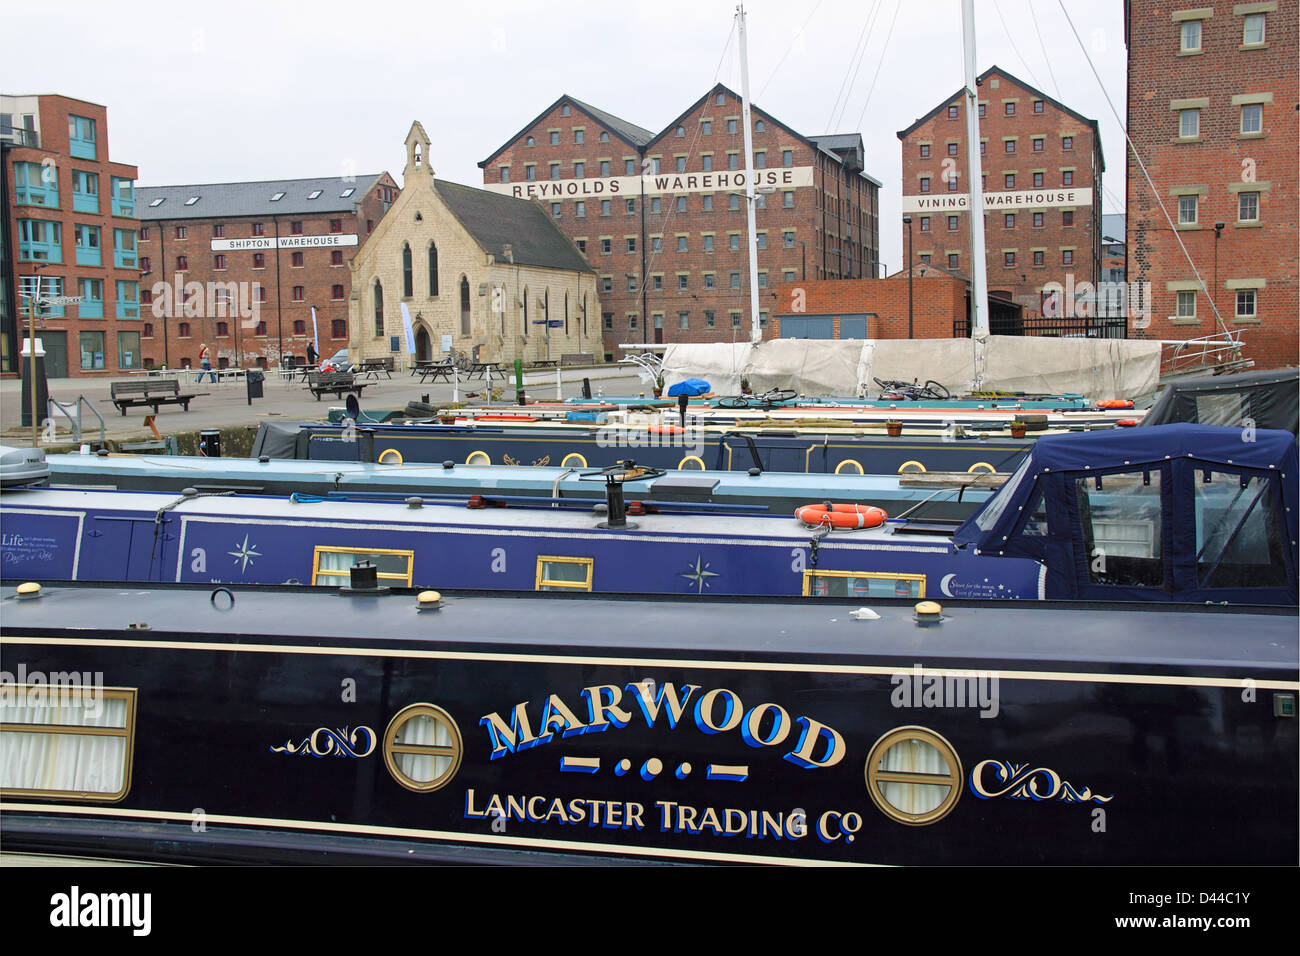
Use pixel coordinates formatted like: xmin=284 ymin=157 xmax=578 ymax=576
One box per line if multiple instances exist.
xmin=1 ymin=581 xmax=1295 ymax=865
xmin=37 ymin=450 xmax=996 ymax=522
xmin=3 ymin=424 xmax=1296 ymax=606
xmin=253 ymin=417 xmax=1043 ymax=476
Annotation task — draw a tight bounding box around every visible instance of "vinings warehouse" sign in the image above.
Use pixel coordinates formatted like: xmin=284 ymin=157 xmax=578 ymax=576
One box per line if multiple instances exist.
xmin=484 ymin=167 xmax=815 ymax=200
xmin=902 ymin=188 xmax=1092 ymax=213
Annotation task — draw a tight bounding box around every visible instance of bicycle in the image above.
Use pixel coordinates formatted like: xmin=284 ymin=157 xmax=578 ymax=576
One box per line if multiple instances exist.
xmin=716 ymin=388 xmax=799 ymax=410
xmin=873 ymin=378 xmax=951 ymax=401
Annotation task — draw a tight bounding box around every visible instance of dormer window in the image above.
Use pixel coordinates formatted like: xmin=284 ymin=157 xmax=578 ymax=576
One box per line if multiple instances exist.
xmin=307 ymin=189 xmax=323 ymax=199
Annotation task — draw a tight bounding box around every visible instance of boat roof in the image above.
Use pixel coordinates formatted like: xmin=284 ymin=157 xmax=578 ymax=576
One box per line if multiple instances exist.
xmin=3 ymin=582 xmax=1294 ymax=671
xmin=41 ymin=453 xmax=992 ymax=505
xmin=1141 ymin=367 xmax=1298 ymax=434
xmin=5 ymin=487 xmax=946 ymax=552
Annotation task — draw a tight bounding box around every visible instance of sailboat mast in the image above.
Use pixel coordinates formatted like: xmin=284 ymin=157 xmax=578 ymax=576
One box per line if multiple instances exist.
xmin=737 ymin=4 xmax=762 ymax=345
xmin=961 ymin=0 xmax=989 ymax=337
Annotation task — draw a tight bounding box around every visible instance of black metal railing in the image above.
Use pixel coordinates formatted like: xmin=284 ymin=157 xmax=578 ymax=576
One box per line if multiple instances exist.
xmin=954 ymin=314 xmax=1128 ymax=339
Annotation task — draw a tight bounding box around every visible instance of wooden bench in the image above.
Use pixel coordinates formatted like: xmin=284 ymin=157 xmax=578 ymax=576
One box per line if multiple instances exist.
xmin=356 ymin=357 xmax=394 ymax=380
xmin=306 ymin=370 xmax=370 ymax=401
xmin=560 ymin=352 xmax=595 ymax=367
xmin=109 ymin=379 xmax=202 ymax=415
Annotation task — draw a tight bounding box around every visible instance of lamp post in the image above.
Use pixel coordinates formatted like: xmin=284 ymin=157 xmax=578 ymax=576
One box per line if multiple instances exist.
xmin=902 ymin=216 xmax=914 ymax=338
xmin=1213 ymin=221 xmax=1225 ymax=320
xmin=25 ymin=262 xmax=51 ymax=447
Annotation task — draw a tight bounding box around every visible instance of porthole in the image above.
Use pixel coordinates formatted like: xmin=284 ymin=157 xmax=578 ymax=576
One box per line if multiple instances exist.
xmin=465 ymin=450 xmax=491 ymax=465
xmin=835 ymin=459 xmax=864 ymax=475
xmin=383 ymin=703 xmax=463 ymax=793
xmin=967 ymin=461 xmax=995 ymax=474
xmin=678 ymin=455 xmax=706 ymax=470
xmin=561 ymin=453 xmax=588 ymax=467
xmin=897 ymin=460 xmax=927 ymax=474
xmin=864 ymin=725 xmax=962 ymax=826
xmin=377 ymin=448 xmax=404 ymax=464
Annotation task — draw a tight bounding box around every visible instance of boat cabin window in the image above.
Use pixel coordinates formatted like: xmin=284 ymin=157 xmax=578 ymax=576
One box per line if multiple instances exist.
xmin=1 ymin=687 xmax=136 ymax=802
xmin=536 ymin=555 xmax=594 ymax=591
xmin=1195 ymin=471 xmax=1289 ymax=588
xmin=312 ymin=547 xmax=414 ymax=586
xmin=803 ymin=571 xmax=925 ymax=599
xmin=974 ymin=454 xmax=1034 ymax=532
xmin=1075 ymin=471 xmax=1164 ymax=587
xmin=383 ymin=704 xmax=462 ymax=793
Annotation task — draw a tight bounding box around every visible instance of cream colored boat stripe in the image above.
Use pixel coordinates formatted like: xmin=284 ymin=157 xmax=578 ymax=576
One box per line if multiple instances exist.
xmin=4 ymin=636 xmax=1295 ymax=690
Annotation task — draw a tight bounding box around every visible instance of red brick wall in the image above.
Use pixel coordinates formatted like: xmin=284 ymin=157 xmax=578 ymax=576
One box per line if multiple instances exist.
xmin=1127 ymin=1 xmax=1298 ymax=369
xmin=898 ymin=68 xmax=1103 ymax=315
xmin=6 ymin=96 xmax=142 ymax=377
xmin=770 ymin=276 xmax=966 ymax=340
xmin=137 ymin=173 xmax=399 ymax=369
xmin=480 ymin=89 xmax=881 ymax=357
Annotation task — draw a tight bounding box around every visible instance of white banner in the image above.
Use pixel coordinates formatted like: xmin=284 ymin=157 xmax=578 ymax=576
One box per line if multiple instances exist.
xmin=902 ymin=188 xmax=1092 ymax=213
xmin=483 ymin=166 xmax=816 ymax=200
xmin=310 ymin=306 xmax=319 ymax=356
xmin=210 ymin=234 xmax=358 ymax=251
xmin=400 ymin=302 xmax=416 ymax=355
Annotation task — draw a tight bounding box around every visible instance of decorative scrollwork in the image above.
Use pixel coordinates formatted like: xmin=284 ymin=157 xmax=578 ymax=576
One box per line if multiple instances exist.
xmin=969 ymin=760 xmax=1113 ymax=804
xmin=270 ymin=726 xmax=377 ymax=758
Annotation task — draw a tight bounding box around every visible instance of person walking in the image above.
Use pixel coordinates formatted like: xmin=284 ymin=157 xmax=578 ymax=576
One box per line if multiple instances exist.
xmin=198 ymin=343 xmax=215 ymax=383
xmin=306 ymin=342 xmax=318 ymax=368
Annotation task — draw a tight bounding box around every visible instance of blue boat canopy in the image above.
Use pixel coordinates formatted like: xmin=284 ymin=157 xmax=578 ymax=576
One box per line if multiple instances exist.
xmin=954 ymin=423 xmax=1299 ymax=603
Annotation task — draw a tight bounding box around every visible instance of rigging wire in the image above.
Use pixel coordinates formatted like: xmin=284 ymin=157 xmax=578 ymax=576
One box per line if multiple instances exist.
xmin=757 ymin=0 xmax=825 ymax=100
xmin=851 ymin=0 xmax=902 ymax=133
xmin=1056 ymin=0 xmax=1227 ymax=332
xmin=824 ymin=0 xmax=881 ymax=132
xmin=1029 ymin=1 xmax=1062 ymax=97
xmin=991 ymin=0 xmax=1044 ymax=90
xmin=832 ymin=0 xmax=887 ymax=132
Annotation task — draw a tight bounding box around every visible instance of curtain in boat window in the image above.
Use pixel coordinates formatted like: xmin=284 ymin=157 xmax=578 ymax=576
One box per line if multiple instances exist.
xmin=1 ymin=695 xmax=131 ymax=798
xmin=392 ymin=711 xmax=455 ymax=786
xmin=878 ymin=737 xmax=951 ymax=816
xmin=315 ymin=549 xmax=412 ymax=584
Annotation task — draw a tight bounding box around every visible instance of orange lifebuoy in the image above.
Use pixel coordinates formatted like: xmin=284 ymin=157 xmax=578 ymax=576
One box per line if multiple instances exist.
xmin=795 ymin=502 xmax=888 ymax=529
xmin=1097 ymin=399 xmax=1134 ymax=409
xmin=647 ymin=424 xmax=685 ymax=434
xmin=1115 ymin=419 xmax=1139 ymax=427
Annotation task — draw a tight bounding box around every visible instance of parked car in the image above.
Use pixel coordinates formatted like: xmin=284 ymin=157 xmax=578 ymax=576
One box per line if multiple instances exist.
xmin=320 ymin=348 xmax=352 ymax=373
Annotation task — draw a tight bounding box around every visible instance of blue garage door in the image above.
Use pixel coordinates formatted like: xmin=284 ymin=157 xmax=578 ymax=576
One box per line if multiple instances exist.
xmin=779 ymin=316 xmax=834 ymax=339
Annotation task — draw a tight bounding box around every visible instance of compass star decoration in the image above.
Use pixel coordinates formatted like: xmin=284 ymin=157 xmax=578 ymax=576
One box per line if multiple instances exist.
xmin=228 ymin=534 xmax=261 ymax=573
xmin=680 ymin=554 xmax=720 ymax=593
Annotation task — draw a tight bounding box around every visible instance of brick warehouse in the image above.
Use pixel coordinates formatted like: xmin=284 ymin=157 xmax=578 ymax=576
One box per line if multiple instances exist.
xmin=2 ymin=94 xmax=140 ymax=378
xmin=478 ymin=86 xmax=881 ymax=358
xmin=897 ymin=66 xmax=1105 ymax=318
xmin=1126 ymin=1 xmax=1297 ymax=370
xmin=136 ymin=172 xmax=399 ymax=371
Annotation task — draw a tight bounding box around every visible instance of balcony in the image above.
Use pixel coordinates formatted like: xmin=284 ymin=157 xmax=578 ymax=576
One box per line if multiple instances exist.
xmin=69 ymin=134 xmax=96 ymax=160
xmin=0 ymin=127 xmax=39 ymax=148
xmin=73 ymin=189 xmax=99 ymax=214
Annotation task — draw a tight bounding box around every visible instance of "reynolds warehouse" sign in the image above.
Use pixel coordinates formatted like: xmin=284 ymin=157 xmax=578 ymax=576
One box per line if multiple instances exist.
xmin=484 ymin=167 xmax=816 ymax=200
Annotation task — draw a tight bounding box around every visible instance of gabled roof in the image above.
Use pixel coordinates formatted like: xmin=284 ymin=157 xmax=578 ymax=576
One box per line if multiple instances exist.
xmin=433 ymin=179 xmax=593 ymax=274
xmin=478 ymin=94 xmax=653 ymax=168
xmin=136 ymin=175 xmax=386 ymax=220
xmin=895 ymin=65 xmax=1102 ymax=165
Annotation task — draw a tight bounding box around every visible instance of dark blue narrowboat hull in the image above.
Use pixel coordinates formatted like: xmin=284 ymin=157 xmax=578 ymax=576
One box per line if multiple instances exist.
xmin=259 ymin=421 xmax=1036 ymax=476
xmin=2 ymin=584 xmax=1295 ymax=866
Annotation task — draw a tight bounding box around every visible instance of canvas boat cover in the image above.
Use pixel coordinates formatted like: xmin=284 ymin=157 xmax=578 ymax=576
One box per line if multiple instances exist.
xmin=1140 ymin=367 xmax=1298 ymax=434
xmin=952 ymin=423 xmax=1299 ymax=604
xmin=661 ymin=336 xmax=1162 ymax=400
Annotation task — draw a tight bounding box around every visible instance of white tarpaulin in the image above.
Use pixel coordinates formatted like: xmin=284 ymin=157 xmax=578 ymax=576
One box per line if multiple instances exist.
xmin=662 ymin=340 xmax=864 ymax=396
xmin=661 ymin=336 xmax=1162 ymax=400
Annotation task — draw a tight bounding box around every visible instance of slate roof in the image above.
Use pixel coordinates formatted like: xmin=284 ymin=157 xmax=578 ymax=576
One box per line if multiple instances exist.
xmin=433 ymin=179 xmax=593 ymax=274
xmin=135 ymin=175 xmax=384 ymax=220
xmin=566 ymin=95 xmax=654 ymax=147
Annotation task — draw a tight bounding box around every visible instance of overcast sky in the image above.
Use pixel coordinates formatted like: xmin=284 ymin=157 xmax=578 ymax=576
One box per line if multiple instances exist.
xmin=9 ymin=0 xmax=1127 ymax=267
